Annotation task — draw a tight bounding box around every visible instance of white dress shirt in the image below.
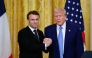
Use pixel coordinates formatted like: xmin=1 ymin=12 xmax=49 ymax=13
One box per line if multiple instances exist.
xmin=57 ymin=22 xmax=66 ymax=53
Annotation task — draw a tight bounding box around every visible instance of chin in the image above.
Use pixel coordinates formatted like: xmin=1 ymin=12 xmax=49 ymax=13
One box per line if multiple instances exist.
xmin=57 ymin=24 xmax=62 ymax=26
xmin=34 ymin=26 xmax=37 ymax=28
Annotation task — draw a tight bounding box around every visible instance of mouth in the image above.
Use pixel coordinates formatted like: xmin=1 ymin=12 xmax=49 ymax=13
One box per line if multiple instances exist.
xmin=57 ymin=21 xmax=61 ymax=22
xmin=34 ymin=24 xmax=37 ymax=26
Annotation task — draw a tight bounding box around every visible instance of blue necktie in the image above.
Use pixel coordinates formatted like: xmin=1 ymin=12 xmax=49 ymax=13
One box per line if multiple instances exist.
xmin=58 ymin=26 xmax=63 ymax=58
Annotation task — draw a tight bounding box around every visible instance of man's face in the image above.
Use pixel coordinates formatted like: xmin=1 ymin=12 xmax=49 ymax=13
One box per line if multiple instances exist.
xmin=54 ymin=11 xmax=66 ymax=26
xmin=28 ymin=14 xmax=39 ymax=29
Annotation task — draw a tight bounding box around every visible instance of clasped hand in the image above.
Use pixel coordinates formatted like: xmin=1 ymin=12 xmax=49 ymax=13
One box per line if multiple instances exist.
xmin=43 ymin=38 xmax=52 ymax=47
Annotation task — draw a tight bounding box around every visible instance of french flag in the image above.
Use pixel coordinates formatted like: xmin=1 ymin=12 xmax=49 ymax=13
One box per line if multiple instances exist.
xmin=0 ymin=0 xmax=12 ymax=58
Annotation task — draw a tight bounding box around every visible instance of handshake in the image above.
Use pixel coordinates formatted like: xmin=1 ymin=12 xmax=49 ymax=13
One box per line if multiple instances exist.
xmin=43 ymin=38 xmax=52 ymax=47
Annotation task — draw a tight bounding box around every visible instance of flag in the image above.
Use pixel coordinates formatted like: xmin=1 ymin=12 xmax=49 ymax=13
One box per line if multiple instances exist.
xmin=65 ymin=0 xmax=86 ymax=50
xmin=0 ymin=0 xmax=12 ymax=58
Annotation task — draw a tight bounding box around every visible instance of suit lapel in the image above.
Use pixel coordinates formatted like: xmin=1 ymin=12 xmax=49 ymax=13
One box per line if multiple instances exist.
xmin=52 ymin=24 xmax=57 ymax=41
xmin=64 ymin=22 xmax=71 ymax=52
xmin=52 ymin=24 xmax=60 ymax=55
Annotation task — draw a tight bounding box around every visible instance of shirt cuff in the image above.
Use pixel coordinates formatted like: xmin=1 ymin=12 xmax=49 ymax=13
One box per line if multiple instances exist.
xmin=45 ymin=44 xmax=47 ymax=50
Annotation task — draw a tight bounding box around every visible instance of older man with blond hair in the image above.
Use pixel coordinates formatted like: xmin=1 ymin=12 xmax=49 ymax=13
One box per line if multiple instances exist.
xmin=44 ymin=8 xmax=84 ymax=58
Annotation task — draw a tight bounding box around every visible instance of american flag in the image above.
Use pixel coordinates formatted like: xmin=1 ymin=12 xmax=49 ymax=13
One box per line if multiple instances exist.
xmin=65 ymin=0 xmax=86 ymax=50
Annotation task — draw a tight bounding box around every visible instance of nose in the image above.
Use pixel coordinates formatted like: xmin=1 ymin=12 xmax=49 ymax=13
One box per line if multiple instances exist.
xmin=34 ymin=19 xmax=37 ymax=23
xmin=57 ymin=16 xmax=60 ymax=19
xmin=34 ymin=20 xmax=36 ymax=23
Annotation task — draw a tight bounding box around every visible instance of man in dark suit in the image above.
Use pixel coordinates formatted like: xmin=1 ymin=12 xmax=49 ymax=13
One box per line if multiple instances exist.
xmin=44 ymin=8 xmax=84 ymax=58
xmin=18 ymin=10 xmax=52 ymax=58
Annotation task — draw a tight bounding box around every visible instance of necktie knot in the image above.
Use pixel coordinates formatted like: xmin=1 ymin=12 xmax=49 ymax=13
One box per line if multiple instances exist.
xmin=59 ymin=26 xmax=63 ymax=29
xmin=34 ymin=30 xmax=37 ymax=33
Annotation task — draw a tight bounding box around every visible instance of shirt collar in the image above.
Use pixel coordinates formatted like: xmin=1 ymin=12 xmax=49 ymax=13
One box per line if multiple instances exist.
xmin=28 ymin=26 xmax=37 ymax=32
xmin=57 ymin=22 xmax=66 ymax=30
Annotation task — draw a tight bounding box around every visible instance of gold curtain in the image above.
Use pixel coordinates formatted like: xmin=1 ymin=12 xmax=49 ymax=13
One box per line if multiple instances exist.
xmin=81 ymin=0 xmax=90 ymax=50
xmin=4 ymin=0 xmax=90 ymax=58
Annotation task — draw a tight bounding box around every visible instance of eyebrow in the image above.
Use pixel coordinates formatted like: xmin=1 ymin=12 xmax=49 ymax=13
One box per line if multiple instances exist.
xmin=31 ymin=19 xmax=39 ymax=20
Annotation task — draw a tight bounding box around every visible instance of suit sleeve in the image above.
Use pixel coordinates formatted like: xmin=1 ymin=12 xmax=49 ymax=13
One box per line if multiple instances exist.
xmin=76 ymin=28 xmax=84 ymax=58
xmin=44 ymin=27 xmax=51 ymax=53
xmin=18 ymin=30 xmax=45 ymax=52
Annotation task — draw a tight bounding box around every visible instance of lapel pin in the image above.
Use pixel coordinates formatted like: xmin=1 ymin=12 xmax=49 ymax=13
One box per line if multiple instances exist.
xmin=69 ymin=30 xmax=70 ymax=32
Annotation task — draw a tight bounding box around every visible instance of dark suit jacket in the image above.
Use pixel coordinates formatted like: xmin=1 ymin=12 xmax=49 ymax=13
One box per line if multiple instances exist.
xmin=18 ymin=26 xmax=45 ymax=58
xmin=44 ymin=21 xmax=84 ymax=58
